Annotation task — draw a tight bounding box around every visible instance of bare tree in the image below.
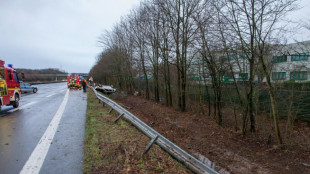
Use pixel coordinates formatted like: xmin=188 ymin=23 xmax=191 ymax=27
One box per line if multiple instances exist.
xmin=92 ymin=0 xmax=299 ymax=145
xmin=194 ymin=0 xmax=227 ymax=125
xmin=216 ymin=0 xmax=297 ymax=144
xmin=156 ymin=0 xmax=200 ymax=111
xmin=254 ymin=0 xmax=297 ymax=145
xmin=97 ymin=20 xmax=136 ymax=92
xmin=129 ymin=5 xmax=151 ymax=99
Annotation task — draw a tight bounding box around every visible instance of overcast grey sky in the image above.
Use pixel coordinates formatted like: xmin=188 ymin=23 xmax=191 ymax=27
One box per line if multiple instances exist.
xmin=0 ymin=0 xmax=140 ymax=73
xmin=0 ymin=0 xmax=309 ymax=73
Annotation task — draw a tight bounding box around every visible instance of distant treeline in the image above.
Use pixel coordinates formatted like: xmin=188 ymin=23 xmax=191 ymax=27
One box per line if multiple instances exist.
xmin=16 ymin=68 xmax=67 ymax=82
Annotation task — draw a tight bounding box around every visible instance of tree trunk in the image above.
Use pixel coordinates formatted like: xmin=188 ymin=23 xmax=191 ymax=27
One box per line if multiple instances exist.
xmin=269 ymin=86 xmax=283 ymax=145
xmin=198 ymin=76 xmax=204 ymax=115
xmin=141 ymin=51 xmax=149 ymax=99
xmin=259 ymin=53 xmax=283 ymax=145
xmin=205 ymin=85 xmax=211 ymax=117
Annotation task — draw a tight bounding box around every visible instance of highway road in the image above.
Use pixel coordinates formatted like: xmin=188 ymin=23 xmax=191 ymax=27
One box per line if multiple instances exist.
xmin=0 ymin=82 xmax=86 ymax=174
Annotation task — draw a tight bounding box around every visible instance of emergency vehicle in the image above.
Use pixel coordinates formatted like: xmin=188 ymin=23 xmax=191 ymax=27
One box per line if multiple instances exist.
xmin=0 ymin=60 xmax=21 ymax=111
xmin=67 ymin=74 xmax=81 ymax=89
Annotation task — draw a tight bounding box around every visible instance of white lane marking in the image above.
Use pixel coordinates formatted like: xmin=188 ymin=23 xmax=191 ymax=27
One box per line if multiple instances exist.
xmin=20 ymin=89 xmax=70 ymax=174
xmin=21 ymin=102 xmax=37 ymax=109
xmin=9 ymin=102 xmax=37 ymax=113
xmin=8 ymin=108 xmax=19 ymax=113
xmin=45 ymin=94 xmax=55 ymax=98
xmin=46 ymin=89 xmax=66 ymax=98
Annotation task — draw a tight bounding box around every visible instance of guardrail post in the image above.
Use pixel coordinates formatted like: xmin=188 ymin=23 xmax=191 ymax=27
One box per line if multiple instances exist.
xmin=142 ymin=135 xmax=159 ymax=155
xmin=108 ymin=108 xmax=113 ymax=114
xmin=98 ymin=99 xmax=101 ymax=103
xmin=102 ymin=102 xmax=105 ymax=107
xmin=113 ymin=113 xmax=124 ymax=123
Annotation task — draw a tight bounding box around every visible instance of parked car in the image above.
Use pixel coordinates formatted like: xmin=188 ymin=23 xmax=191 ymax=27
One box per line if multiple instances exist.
xmin=20 ymin=82 xmax=38 ymax=93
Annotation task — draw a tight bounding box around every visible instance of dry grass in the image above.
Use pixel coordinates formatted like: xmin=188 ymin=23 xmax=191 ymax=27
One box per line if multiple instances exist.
xmin=83 ymin=90 xmax=191 ymax=174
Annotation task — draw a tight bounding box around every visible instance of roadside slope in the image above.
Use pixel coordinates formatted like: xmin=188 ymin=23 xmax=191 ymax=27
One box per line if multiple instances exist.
xmin=83 ymin=90 xmax=191 ymax=173
xmin=115 ymin=95 xmax=310 ymax=174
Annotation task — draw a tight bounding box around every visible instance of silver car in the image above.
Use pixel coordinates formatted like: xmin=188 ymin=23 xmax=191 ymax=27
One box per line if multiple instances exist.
xmin=20 ymin=82 xmax=38 ymax=93
xmin=95 ymin=84 xmax=116 ymax=94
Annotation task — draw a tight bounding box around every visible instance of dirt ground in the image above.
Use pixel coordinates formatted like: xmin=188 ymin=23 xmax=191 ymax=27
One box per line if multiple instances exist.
xmin=113 ymin=94 xmax=310 ymax=174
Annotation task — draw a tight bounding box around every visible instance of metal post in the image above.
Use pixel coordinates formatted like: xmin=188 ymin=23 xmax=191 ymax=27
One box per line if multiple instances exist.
xmin=108 ymin=108 xmax=113 ymax=114
xmin=143 ymin=135 xmax=159 ymax=155
xmin=113 ymin=113 xmax=124 ymax=123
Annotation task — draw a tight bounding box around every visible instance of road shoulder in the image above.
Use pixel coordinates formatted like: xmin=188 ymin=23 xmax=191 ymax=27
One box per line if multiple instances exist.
xmin=40 ymin=90 xmax=87 ymax=174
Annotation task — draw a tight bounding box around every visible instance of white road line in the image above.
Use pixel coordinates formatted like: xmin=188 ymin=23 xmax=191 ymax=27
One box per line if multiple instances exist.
xmin=21 ymin=102 xmax=37 ymax=109
xmin=46 ymin=94 xmax=55 ymax=98
xmin=9 ymin=102 xmax=37 ymax=113
xmin=20 ymin=89 xmax=70 ymax=174
xmin=9 ymin=108 xmax=20 ymax=113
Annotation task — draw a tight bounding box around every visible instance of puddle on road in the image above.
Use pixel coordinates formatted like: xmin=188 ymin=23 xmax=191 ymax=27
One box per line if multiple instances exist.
xmin=193 ymin=152 xmax=230 ymax=174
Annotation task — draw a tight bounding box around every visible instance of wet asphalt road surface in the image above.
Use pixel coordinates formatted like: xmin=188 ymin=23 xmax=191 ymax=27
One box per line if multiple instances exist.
xmin=0 ymin=82 xmax=86 ymax=174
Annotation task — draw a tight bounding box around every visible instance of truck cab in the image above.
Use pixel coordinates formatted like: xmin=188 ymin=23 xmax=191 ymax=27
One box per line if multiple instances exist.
xmin=0 ymin=60 xmax=21 ymax=111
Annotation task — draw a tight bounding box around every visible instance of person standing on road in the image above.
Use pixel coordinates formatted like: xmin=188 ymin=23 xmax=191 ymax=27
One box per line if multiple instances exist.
xmin=82 ymin=79 xmax=87 ymax=92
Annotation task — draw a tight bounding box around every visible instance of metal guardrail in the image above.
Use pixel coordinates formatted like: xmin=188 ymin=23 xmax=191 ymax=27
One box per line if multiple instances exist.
xmin=90 ymin=87 xmax=218 ymax=174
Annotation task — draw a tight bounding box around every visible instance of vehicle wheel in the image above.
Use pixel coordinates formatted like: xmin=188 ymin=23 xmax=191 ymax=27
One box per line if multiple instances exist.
xmin=33 ymin=88 xmax=38 ymax=93
xmin=13 ymin=94 xmax=19 ymax=108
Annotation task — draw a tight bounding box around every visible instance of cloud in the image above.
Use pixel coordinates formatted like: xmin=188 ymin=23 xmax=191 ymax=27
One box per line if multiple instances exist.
xmin=0 ymin=0 xmax=140 ymax=73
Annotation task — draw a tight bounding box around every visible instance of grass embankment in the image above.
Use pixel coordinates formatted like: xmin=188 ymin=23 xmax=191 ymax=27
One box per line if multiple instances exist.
xmin=83 ymin=90 xmax=191 ymax=173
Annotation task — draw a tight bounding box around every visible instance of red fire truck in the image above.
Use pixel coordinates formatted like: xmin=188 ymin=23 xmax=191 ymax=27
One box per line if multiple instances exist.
xmin=0 ymin=60 xmax=21 ymax=111
xmin=67 ymin=74 xmax=81 ymax=89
